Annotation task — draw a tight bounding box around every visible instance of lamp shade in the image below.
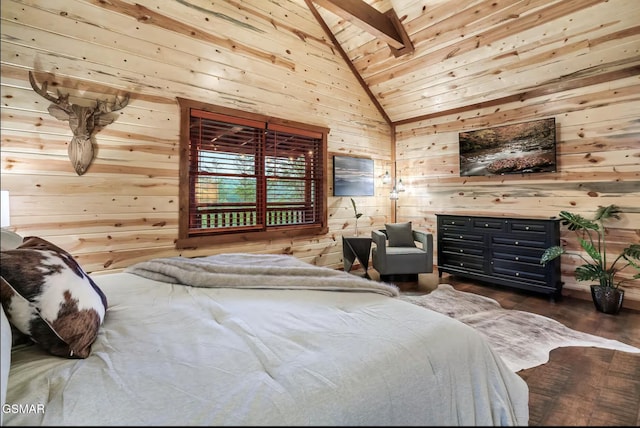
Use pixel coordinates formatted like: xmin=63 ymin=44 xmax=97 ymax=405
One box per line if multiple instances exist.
xmin=389 ymin=186 xmax=399 ymax=200
xmin=1 ymin=190 xmax=9 ymax=227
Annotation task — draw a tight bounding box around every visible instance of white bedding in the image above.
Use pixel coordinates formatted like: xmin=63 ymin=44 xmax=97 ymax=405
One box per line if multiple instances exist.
xmin=3 ymin=255 xmax=529 ymax=426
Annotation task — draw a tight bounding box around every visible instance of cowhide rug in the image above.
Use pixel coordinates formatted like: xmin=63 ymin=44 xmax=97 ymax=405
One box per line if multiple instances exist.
xmin=399 ymin=283 xmax=640 ymax=372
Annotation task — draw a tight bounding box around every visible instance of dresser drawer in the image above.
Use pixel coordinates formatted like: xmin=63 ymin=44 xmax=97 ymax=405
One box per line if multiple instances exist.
xmin=492 ymin=250 xmax=542 ymax=265
xmin=442 ymin=245 xmax=485 ymax=257
xmin=441 ymin=253 xmax=484 ymax=273
xmin=471 ymin=218 xmax=505 ymax=232
xmin=439 ymin=216 xmax=468 ymax=230
xmin=492 ymin=260 xmax=546 ymax=283
xmin=492 ymin=236 xmax=547 ymax=249
xmin=493 ymin=270 xmax=546 ymax=285
xmin=441 ymin=231 xmax=483 ymax=243
xmin=509 ymin=220 xmax=549 ymax=234
xmin=493 ymin=243 xmax=545 ymax=258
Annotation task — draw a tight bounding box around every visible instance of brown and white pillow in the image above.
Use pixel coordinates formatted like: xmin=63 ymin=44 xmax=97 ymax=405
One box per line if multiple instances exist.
xmin=0 ymin=236 xmax=107 ymax=358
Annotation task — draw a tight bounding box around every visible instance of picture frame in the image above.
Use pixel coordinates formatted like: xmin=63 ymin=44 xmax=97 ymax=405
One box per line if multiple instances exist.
xmin=459 ymin=117 xmax=557 ymax=177
xmin=333 ymin=156 xmax=374 ymax=196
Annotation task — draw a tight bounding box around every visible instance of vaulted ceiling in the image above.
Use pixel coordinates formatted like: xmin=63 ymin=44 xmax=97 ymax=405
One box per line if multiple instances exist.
xmin=305 ymin=0 xmax=639 ymax=125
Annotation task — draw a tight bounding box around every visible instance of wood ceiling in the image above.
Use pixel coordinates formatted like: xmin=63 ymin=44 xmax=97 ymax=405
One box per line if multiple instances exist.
xmin=305 ymin=0 xmax=640 ymax=125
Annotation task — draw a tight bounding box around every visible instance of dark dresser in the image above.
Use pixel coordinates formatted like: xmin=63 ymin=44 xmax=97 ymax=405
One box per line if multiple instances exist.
xmin=436 ymin=214 xmax=562 ymax=299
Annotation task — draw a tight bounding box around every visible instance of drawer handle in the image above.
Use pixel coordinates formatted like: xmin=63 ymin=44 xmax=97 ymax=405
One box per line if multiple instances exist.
xmin=515 ymin=241 xmax=519 ymax=245
xmin=460 ymin=249 xmax=464 ymax=253
xmin=485 ymin=223 xmax=489 ymax=227
xmin=515 ymin=256 xmax=519 ymax=261
xmin=459 ymin=235 xmax=463 ymax=239
xmin=460 ymin=263 xmax=464 ymax=267
xmin=515 ymin=272 xmax=520 ymax=276
xmin=525 ymin=226 xmax=530 ymax=230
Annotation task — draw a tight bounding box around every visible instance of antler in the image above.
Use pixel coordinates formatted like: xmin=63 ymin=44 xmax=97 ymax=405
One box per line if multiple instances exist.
xmin=96 ymin=93 xmax=130 ymax=114
xmin=28 ymin=71 xmax=70 ymax=109
xmin=28 ymin=70 xmax=130 ymax=176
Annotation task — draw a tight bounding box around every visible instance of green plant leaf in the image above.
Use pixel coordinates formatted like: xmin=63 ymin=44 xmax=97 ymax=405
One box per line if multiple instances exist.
xmin=623 ymin=243 xmax=640 ymax=261
xmin=579 ymin=237 xmax=602 ymax=264
xmin=540 ymin=246 xmax=564 ymax=264
xmin=548 ymin=206 xmax=634 ymax=289
xmin=350 ymin=198 xmax=362 ymax=219
xmin=575 ymin=264 xmax=604 ymax=282
xmin=558 ymin=211 xmax=598 ymax=231
xmin=594 ymin=204 xmax=622 ymax=222
xmin=623 ymin=244 xmax=640 ymax=278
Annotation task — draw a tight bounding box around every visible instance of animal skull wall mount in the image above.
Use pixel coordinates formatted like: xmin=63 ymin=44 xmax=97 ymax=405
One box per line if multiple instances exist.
xmin=28 ymin=71 xmax=130 ymax=175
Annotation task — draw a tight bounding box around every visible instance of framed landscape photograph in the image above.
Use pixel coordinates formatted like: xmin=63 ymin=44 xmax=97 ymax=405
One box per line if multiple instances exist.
xmin=459 ymin=117 xmax=557 ymax=176
xmin=333 ymin=156 xmax=374 ymax=196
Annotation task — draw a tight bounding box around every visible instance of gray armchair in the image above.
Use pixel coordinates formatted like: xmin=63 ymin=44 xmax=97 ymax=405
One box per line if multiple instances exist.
xmin=371 ymin=224 xmax=433 ymax=282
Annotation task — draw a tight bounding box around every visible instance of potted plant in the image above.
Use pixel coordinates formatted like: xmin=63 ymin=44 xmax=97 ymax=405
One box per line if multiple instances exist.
xmin=350 ymin=198 xmax=363 ymax=236
xmin=540 ymin=204 xmax=640 ymax=314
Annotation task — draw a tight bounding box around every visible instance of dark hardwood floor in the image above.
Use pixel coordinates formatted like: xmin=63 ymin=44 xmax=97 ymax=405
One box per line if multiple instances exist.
xmin=363 ymin=268 xmax=640 ymax=426
xmin=450 ymin=279 xmax=640 ymax=427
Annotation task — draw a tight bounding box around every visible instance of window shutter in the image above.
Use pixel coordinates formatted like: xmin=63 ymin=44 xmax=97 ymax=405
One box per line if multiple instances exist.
xmin=265 ymin=124 xmax=324 ymax=227
xmin=188 ymin=111 xmax=264 ymax=234
xmin=184 ymin=109 xmax=325 ymax=239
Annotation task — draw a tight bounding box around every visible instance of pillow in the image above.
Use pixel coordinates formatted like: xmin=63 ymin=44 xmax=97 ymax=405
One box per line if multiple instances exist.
xmin=0 ymin=236 xmax=107 ymax=358
xmin=1 ymin=228 xmax=23 ymax=251
xmin=1 ymin=305 xmax=11 ymax=426
xmin=385 ymin=222 xmax=416 ymax=247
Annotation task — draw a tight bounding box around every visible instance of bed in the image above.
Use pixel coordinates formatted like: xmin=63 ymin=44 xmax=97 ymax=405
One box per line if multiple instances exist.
xmin=1 ymin=234 xmax=529 ymax=426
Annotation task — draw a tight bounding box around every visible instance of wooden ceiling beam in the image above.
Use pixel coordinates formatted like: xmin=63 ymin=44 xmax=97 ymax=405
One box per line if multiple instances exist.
xmin=312 ymin=0 xmax=413 ymax=55
xmin=305 ymin=0 xmax=391 ymax=125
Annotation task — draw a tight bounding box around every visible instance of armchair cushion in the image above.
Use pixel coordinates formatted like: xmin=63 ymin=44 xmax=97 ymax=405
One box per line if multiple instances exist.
xmin=385 ymin=222 xmax=416 ymax=247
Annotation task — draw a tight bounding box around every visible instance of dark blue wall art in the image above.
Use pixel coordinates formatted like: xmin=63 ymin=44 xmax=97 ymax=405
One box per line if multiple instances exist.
xmin=333 ymin=156 xmax=374 ymax=196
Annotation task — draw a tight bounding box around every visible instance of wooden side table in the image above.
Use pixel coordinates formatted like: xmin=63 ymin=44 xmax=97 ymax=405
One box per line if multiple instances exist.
xmin=342 ymin=236 xmax=372 ymax=278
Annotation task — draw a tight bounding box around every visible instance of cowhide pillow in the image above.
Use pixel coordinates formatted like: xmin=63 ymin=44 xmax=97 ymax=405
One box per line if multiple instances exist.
xmin=0 ymin=237 xmax=107 ymax=358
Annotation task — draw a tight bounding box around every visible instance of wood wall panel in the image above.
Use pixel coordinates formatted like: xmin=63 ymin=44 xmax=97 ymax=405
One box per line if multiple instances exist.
xmin=0 ymin=0 xmax=392 ymax=274
xmin=1 ymin=0 xmax=637 ymax=307
xmin=395 ymin=74 xmax=640 ymax=305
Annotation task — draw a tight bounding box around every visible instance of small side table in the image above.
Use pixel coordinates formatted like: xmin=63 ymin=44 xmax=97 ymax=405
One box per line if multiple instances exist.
xmin=342 ymin=236 xmax=372 ymax=278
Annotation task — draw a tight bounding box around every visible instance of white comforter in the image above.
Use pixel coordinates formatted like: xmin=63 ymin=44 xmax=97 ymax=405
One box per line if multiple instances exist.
xmin=4 ymin=254 xmax=529 ymax=426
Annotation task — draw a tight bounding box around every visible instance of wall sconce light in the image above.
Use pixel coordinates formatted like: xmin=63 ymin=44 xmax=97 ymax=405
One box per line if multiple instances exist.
xmin=382 ymin=165 xmax=407 ymax=200
xmin=1 ymin=190 xmax=10 ymax=228
xmin=389 ymin=178 xmax=406 ymax=200
xmin=389 ymin=186 xmax=399 ymax=200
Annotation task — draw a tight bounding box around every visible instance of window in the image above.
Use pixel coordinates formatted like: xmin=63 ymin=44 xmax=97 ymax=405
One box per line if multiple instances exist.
xmin=176 ymin=99 xmax=328 ymax=248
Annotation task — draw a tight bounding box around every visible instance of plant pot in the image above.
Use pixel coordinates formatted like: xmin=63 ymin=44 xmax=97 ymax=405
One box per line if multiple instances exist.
xmin=590 ymin=285 xmax=624 ymax=315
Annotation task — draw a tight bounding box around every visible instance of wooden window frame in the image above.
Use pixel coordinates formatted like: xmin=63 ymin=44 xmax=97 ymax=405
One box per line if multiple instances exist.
xmin=176 ymin=98 xmax=328 ymax=249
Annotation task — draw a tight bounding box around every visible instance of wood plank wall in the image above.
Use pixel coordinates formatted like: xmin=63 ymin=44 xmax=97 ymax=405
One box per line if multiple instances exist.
xmin=0 ymin=0 xmax=392 ymax=272
xmin=1 ymin=0 xmax=638 ymax=308
xmin=394 ymin=75 xmax=640 ymax=305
